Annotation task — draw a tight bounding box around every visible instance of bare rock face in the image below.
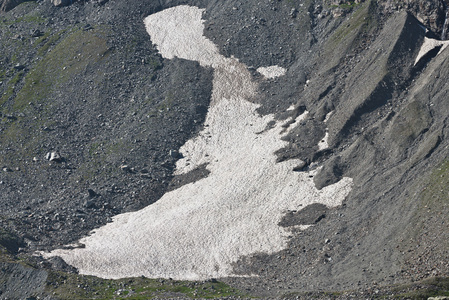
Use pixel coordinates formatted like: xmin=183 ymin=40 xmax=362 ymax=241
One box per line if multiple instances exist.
xmin=407 ymin=0 xmax=445 ymax=35
xmin=379 ymin=0 xmax=446 ymax=36
xmin=329 ymin=0 xmax=445 ymax=35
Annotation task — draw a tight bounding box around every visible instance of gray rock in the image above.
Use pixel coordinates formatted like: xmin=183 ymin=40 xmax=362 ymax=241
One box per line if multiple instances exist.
xmin=314 ymin=156 xmax=344 ymax=190
xmin=289 ymin=8 xmax=297 ymax=18
xmin=51 ymin=0 xmax=72 ymax=7
xmin=332 ymin=8 xmax=345 ymax=18
xmin=48 ymin=152 xmax=62 ymax=162
xmin=279 ymin=203 xmax=328 ymax=227
xmin=13 ymin=64 xmax=25 ymax=70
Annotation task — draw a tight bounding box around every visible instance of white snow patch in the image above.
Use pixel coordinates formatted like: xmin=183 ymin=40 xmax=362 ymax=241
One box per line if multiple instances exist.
xmin=293 ymin=225 xmax=313 ymax=231
xmin=318 ymin=131 xmax=329 ymax=151
xmin=257 ymin=65 xmax=287 ymax=78
xmin=143 ymin=6 xmax=224 ymax=68
xmin=324 ymin=111 xmax=333 ymax=123
xmin=318 ymin=112 xmax=333 ymax=150
xmin=287 ymin=104 xmax=295 ymax=111
xmin=414 ymin=37 xmax=449 ymax=65
xmin=42 ymin=5 xmax=353 ymax=281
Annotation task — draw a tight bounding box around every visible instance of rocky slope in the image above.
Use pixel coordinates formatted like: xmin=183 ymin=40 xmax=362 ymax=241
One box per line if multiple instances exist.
xmin=0 ymin=0 xmax=448 ymax=299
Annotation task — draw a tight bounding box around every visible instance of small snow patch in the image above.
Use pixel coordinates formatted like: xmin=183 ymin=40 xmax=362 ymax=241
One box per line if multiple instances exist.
xmin=292 ymin=225 xmax=313 ymax=231
xmin=287 ymin=104 xmax=295 ymax=111
xmin=415 ymin=37 xmax=449 ymax=65
xmin=257 ymin=65 xmax=287 ymax=78
xmin=324 ymin=111 xmax=333 ymax=123
xmin=318 ymin=131 xmax=329 ymax=151
xmin=143 ymin=6 xmax=224 ymax=68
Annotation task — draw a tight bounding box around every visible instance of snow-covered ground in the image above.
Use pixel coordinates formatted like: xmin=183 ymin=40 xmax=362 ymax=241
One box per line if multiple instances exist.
xmin=415 ymin=37 xmax=449 ymax=65
xmin=43 ymin=5 xmax=353 ymax=280
xmin=257 ymin=65 xmax=287 ymax=78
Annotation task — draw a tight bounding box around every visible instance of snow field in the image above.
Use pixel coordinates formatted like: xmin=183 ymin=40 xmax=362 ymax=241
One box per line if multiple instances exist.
xmin=43 ymin=5 xmax=353 ymax=280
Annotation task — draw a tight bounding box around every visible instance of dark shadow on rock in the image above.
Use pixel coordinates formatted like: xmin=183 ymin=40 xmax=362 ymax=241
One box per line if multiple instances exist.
xmin=314 ymin=156 xmax=345 ymax=190
xmin=46 ymin=256 xmax=78 ymax=273
xmin=276 ymin=116 xmax=326 ymax=163
xmin=279 ymin=203 xmax=328 ymax=227
xmin=328 ymin=12 xmax=426 ymax=147
xmin=0 ymin=230 xmax=24 ymax=254
xmin=412 ymin=45 xmax=443 ymax=76
xmin=166 ymin=163 xmax=211 ymax=192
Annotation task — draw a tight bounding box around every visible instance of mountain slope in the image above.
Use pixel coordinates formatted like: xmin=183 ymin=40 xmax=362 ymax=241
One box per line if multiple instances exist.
xmin=0 ymin=0 xmax=448 ymax=299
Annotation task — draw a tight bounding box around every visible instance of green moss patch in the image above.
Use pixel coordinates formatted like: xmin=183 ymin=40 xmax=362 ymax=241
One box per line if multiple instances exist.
xmin=333 ymin=0 xmax=375 ymax=43
xmin=0 ymin=69 xmax=6 ymax=81
xmin=12 ymin=14 xmax=46 ymax=25
xmin=0 ymin=69 xmax=24 ymax=106
xmin=13 ymin=26 xmax=111 ymax=111
xmin=0 ymin=26 xmax=112 ymax=169
xmin=45 ymin=272 xmax=246 ymax=299
xmin=1 ymin=1 xmax=44 ymax=25
xmin=322 ymin=0 xmax=377 ymax=71
xmin=393 ymin=277 xmax=449 ymax=299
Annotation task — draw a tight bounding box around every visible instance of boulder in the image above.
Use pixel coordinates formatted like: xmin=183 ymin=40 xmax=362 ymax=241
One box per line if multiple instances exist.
xmin=46 ymin=152 xmax=62 ymax=162
xmin=51 ymin=0 xmax=72 ymax=7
